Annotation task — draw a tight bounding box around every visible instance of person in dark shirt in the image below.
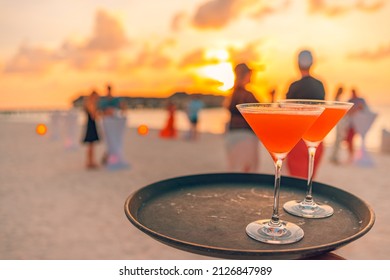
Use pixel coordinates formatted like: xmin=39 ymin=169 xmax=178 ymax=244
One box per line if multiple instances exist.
xmin=286 ymin=50 xmax=325 ymax=100
xmin=224 ymin=63 xmax=260 ymax=172
xmin=285 ymin=49 xmax=326 ymax=179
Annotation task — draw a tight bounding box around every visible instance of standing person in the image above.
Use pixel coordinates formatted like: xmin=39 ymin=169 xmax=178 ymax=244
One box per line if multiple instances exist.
xmin=82 ymin=90 xmax=100 ymax=169
xmin=159 ymin=100 xmax=177 ymax=138
xmin=269 ymin=89 xmax=276 ymax=102
xmin=186 ymin=95 xmax=204 ymax=140
xmin=330 ymin=86 xmax=347 ymax=164
xmin=286 ymin=50 xmax=325 ymax=100
xmin=99 ymin=84 xmax=128 ymax=168
xmin=99 ymin=84 xmax=126 ymax=117
xmin=99 ymin=84 xmax=118 ymax=164
xmin=285 ymin=49 xmax=326 ymax=178
xmin=225 ymin=63 xmax=259 ymax=172
xmin=345 ymin=88 xmax=369 ymax=162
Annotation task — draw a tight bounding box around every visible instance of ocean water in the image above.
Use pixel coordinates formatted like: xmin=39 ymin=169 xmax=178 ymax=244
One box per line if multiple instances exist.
xmin=1 ymin=105 xmax=389 ymax=151
xmin=127 ymin=108 xmax=230 ymax=135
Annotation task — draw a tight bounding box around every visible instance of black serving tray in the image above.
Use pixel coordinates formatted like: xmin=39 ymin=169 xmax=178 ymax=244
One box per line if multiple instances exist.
xmin=124 ymin=173 xmax=375 ymax=259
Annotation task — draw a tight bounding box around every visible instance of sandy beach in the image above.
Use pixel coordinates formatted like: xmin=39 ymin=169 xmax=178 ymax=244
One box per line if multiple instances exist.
xmin=0 ymin=120 xmax=389 ymax=260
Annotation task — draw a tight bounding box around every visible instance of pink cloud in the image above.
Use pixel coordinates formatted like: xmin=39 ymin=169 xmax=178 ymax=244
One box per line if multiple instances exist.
xmin=228 ymin=41 xmax=263 ymax=65
xmin=179 ymin=49 xmax=206 ymax=67
xmin=192 ymin=0 xmax=239 ymax=29
xmin=248 ymin=0 xmax=291 ymax=19
xmin=59 ymin=41 xmax=101 ymax=70
xmin=179 ymin=49 xmax=219 ymax=68
xmin=190 ymin=0 xmax=291 ymax=29
xmin=86 ymin=10 xmax=129 ymax=51
xmin=171 ymin=12 xmax=188 ymax=32
xmin=348 ymin=43 xmax=390 ymax=60
xmin=128 ymin=40 xmax=175 ymax=70
xmin=133 ymin=48 xmax=172 ymax=69
xmin=3 ymin=9 xmax=130 ymax=74
xmin=308 ymin=0 xmax=385 ymax=16
xmin=3 ymin=44 xmax=60 ymax=74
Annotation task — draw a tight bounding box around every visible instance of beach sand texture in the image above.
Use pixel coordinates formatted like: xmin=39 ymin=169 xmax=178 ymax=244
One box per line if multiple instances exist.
xmin=0 ymin=121 xmax=389 ymax=260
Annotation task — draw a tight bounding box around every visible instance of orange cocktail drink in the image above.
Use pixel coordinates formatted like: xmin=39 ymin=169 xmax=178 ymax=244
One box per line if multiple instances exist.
xmin=236 ymin=103 xmax=324 ymax=244
xmin=280 ymin=100 xmax=353 ymax=219
xmin=242 ymin=109 xmax=321 ymax=157
xmin=303 ymin=106 xmax=350 ymax=144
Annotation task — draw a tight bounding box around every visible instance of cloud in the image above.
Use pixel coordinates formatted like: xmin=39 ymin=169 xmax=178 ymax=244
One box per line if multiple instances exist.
xmin=171 ymin=12 xmax=188 ymax=32
xmin=3 ymin=44 xmax=60 ymax=73
xmin=132 ymin=47 xmax=172 ymax=69
xmin=228 ymin=41 xmax=263 ymax=64
xmin=179 ymin=49 xmax=220 ymax=68
xmin=190 ymin=0 xmax=290 ymax=29
xmin=180 ymin=49 xmax=208 ymax=68
xmin=129 ymin=39 xmax=175 ymax=70
xmin=3 ymin=9 xmax=130 ymax=74
xmin=86 ymin=10 xmax=129 ymax=51
xmin=247 ymin=0 xmax=291 ymax=19
xmin=308 ymin=0 xmax=385 ymax=16
xmin=192 ymin=0 xmax=241 ymax=29
xmin=58 ymin=41 xmax=101 ymax=70
xmin=348 ymin=43 xmax=390 ymax=60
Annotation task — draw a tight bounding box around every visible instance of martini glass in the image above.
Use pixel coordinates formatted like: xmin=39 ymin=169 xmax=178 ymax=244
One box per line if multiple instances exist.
xmin=237 ymin=103 xmax=324 ymax=244
xmin=281 ymin=100 xmax=353 ymax=218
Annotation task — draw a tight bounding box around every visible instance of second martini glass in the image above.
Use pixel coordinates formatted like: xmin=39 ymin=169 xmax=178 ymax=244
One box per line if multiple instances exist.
xmin=281 ymin=99 xmax=353 ymax=218
xmin=237 ymin=103 xmax=324 ymax=244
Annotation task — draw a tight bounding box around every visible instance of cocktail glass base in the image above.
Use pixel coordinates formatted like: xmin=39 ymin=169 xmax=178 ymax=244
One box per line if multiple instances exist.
xmin=246 ymin=219 xmax=304 ymax=244
xmin=283 ymin=200 xmax=334 ymax=219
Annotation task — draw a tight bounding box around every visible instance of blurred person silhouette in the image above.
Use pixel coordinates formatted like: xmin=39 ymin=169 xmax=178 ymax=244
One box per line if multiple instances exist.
xmin=345 ymin=88 xmax=370 ymax=162
xmin=82 ymin=90 xmax=100 ymax=169
xmin=99 ymin=84 xmax=128 ymax=168
xmin=224 ymin=63 xmax=260 ymax=172
xmin=99 ymin=84 xmax=127 ymax=117
xmin=269 ymin=89 xmax=276 ymax=102
xmin=285 ymin=49 xmax=326 ymax=179
xmin=159 ymin=100 xmax=177 ymax=138
xmin=330 ymin=86 xmax=348 ymax=164
xmin=186 ymin=94 xmax=204 ymax=141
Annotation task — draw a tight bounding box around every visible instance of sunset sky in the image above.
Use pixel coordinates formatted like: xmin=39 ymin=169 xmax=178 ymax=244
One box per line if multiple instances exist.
xmin=1 ymin=0 xmax=390 ymax=109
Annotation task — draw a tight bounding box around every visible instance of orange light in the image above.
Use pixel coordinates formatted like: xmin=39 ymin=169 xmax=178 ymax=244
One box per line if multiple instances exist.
xmin=36 ymin=124 xmax=47 ymax=135
xmin=137 ymin=124 xmax=149 ymax=136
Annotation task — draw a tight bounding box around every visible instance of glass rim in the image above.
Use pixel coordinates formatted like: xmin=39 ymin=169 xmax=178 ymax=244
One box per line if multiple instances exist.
xmin=236 ymin=102 xmax=325 ymax=114
xmin=277 ymin=99 xmax=354 ymax=108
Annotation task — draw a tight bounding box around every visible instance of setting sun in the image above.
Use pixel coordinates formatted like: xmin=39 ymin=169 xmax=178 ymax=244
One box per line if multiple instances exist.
xmin=198 ymin=62 xmax=235 ymax=92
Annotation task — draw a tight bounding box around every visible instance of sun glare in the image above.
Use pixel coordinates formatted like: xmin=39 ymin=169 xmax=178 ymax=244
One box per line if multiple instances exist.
xmin=198 ymin=62 xmax=235 ymax=91
xmin=205 ymin=49 xmax=230 ymax=61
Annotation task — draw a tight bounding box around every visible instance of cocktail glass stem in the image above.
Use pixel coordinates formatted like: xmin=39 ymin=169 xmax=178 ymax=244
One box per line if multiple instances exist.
xmin=304 ymin=146 xmax=317 ymax=205
xmin=270 ymin=158 xmax=283 ymax=225
xmin=284 ymin=143 xmax=334 ymax=218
